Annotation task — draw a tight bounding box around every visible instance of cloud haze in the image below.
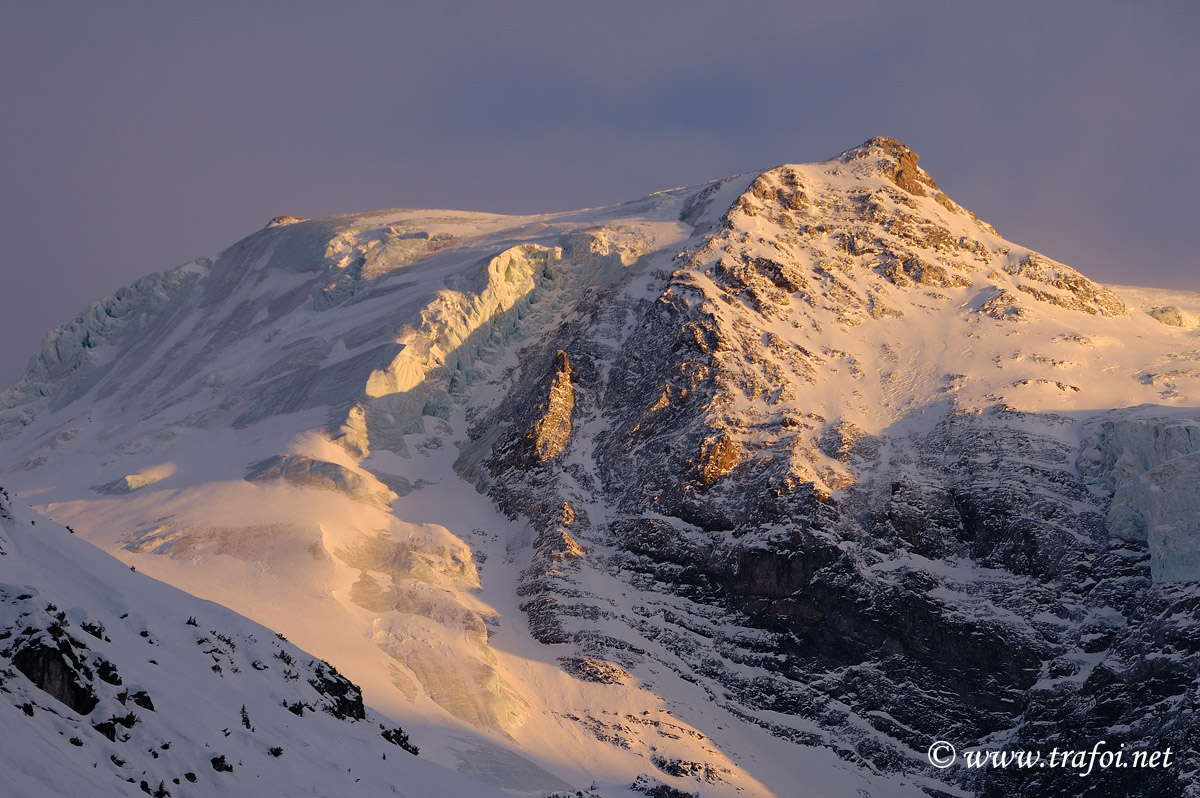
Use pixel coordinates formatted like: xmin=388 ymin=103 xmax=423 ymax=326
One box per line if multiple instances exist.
xmin=1 ymin=1 xmax=1197 ymax=386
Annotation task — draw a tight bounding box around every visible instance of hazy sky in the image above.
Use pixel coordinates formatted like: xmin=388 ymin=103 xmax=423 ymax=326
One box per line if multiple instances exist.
xmin=2 ymin=2 xmax=1198 ymax=388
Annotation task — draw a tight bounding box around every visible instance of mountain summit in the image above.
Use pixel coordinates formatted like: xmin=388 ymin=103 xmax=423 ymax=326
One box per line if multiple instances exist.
xmin=2 ymin=140 xmax=1199 ymax=797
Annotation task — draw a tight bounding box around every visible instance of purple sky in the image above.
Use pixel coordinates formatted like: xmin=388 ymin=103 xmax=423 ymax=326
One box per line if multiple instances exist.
xmin=2 ymin=2 xmax=1198 ymax=388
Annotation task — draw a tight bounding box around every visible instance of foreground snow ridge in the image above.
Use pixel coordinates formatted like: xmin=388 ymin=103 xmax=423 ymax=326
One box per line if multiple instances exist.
xmin=2 ymin=138 xmax=1199 ymax=797
xmin=0 ymin=489 xmax=508 ymax=798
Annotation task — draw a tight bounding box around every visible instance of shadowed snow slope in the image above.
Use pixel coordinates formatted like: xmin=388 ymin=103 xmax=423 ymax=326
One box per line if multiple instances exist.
xmin=2 ymin=138 xmax=1199 ymax=797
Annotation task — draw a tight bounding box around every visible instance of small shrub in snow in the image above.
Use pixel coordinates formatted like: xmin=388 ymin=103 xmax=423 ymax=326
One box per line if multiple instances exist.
xmin=380 ymin=725 xmax=419 ymax=755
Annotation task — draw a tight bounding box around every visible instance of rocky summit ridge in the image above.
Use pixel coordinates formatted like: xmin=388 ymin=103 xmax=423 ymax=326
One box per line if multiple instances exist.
xmin=1 ymin=139 xmax=1199 ymax=797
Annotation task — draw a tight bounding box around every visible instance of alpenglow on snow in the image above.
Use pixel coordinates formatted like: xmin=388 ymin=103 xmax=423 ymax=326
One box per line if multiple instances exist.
xmin=2 ymin=138 xmax=1199 ymax=798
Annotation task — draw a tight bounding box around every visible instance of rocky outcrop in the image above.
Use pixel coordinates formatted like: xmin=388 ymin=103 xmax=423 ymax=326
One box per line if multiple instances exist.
xmin=882 ymin=255 xmax=971 ymax=288
xmin=1005 ymin=252 xmax=1126 ymax=316
xmin=838 ymin=136 xmax=951 ymax=207
xmin=1148 ymin=305 xmax=1195 ymax=327
xmin=306 ymin=662 xmax=365 ymax=721
xmin=980 ymin=287 xmax=1028 ymax=320
xmin=11 ymin=639 xmax=99 ymax=715
xmin=697 ymin=431 xmax=740 ymax=484
xmin=558 ymin=656 xmax=630 ymax=684
xmin=527 ymin=351 xmax=575 ymax=461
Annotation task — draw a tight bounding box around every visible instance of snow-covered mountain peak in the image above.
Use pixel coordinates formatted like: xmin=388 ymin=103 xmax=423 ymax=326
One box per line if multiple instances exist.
xmin=3 ymin=141 xmax=1200 ymax=797
xmin=833 ymin=135 xmax=941 ymax=192
xmin=714 ymin=137 xmax=1123 ymax=323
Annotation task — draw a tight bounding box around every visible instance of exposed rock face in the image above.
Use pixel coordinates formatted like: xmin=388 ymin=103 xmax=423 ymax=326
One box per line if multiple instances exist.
xmin=840 ymin=136 xmax=946 ymax=202
xmin=981 ymin=287 xmax=1029 ymax=320
xmin=697 ymin=432 xmax=740 ymax=484
xmin=11 ymin=639 xmax=99 ymax=715
xmin=527 ymin=350 xmax=575 ymax=461
xmin=1007 ymin=252 xmax=1126 ymax=316
xmin=482 ymin=346 xmax=1200 ymax=796
xmin=307 ymin=662 xmax=366 ymax=721
xmin=883 ymin=254 xmax=971 ymax=288
xmin=558 ymin=655 xmax=629 ymax=684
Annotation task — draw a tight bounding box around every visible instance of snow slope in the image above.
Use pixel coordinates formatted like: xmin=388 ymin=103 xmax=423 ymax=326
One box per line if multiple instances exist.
xmin=0 ymin=486 xmax=517 ymax=798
